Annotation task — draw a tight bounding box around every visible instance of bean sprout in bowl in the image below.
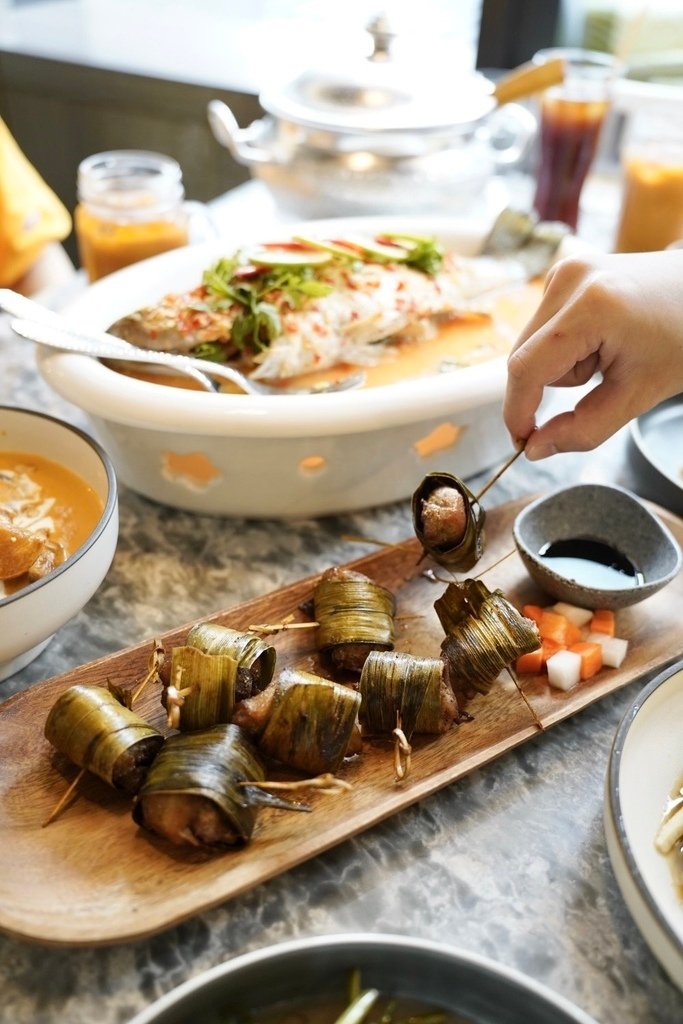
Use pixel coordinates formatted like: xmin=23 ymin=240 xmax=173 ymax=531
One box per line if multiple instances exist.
xmin=38 ymin=215 xmax=569 ymax=518
xmin=125 ymin=933 xmax=598 ymax=1024
xmin=0 ymin=407 xmax=118 ymax=680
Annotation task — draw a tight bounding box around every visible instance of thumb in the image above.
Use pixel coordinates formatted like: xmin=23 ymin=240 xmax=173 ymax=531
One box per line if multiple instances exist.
xmin=525 ymin=379 xmax=636 ymax=460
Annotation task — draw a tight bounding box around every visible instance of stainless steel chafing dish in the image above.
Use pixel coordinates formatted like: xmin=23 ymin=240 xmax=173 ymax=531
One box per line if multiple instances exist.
xmin=208 ymin=15 xmax=541 ymax=217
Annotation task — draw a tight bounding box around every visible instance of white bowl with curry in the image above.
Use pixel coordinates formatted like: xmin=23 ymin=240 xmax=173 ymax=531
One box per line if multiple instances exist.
xmin=36 ymin=213 xmax=570 ymax=518
xmin=0 ymin=407 xmax=118 ymax=681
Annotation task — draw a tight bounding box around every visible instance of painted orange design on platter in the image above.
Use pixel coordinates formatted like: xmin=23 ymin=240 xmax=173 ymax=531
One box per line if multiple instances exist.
xmin=298 ymin=455 xmax=327 ymax=476
xmin=160 ymin=451 xmax=222 ymax=491
xmin=413 ymin=422 xmax=465 ymax=459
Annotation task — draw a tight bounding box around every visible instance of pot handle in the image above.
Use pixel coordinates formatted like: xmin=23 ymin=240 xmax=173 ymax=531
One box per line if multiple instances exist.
xmin=207 ymin=100 xmax=273 ymax=166
xmin=479 ymin=102 xmax=537 ymax=168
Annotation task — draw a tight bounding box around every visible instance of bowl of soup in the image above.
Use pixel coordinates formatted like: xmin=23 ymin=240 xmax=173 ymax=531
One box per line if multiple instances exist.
xmin=35 ymin=214 xmax=572 ymax=518
xmin=0 ymin=406 xmax=118 ymax=681
xmin=125 ymin=932 xmax=598 ymax=1024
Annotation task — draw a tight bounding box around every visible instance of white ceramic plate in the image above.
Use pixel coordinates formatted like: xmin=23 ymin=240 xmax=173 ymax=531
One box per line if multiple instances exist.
xmin=38 ymin=214 xmax=565 ymax=517
xmin=604 ymin=658 xmax=683 ymax=991
xmin=49 ymin=214 xmax=517 ymax=433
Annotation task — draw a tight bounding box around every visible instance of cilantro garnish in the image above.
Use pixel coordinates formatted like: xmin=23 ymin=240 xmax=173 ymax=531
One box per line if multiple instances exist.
xmin=198 ymin=233 xmax=443 ymax=358
xmin=201 ymin=255 xmax=333 ymax=354
xmin=404 ymin=238 xmax=444 ymax=275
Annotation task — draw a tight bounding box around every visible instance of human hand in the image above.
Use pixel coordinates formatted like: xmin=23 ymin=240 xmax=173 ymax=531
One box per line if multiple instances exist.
xmin=504 ymin=249 xmax=683 ymax=460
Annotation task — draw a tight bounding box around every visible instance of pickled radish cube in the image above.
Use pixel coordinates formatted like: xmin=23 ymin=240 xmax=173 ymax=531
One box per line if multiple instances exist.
xmin=593 ymin=634 xmax=626 ymax=667
xmin=546 ymin=649 xmax=582 ymax=691
xmin=551 ymin=602 xmax=593 ymax=628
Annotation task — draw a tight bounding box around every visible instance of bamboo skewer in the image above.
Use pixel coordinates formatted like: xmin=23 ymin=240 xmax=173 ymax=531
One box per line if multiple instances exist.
xmin=472 ymin=547 xmax=517 ymax=580
xmin=475 ymin=446 xmax=525 ymax=503
xmin=238 ymin=773 xmax=353 ymax=795
xmin=42 ymin=768 xmax=86 ymax=827
xmin=506 ymin=667 xmax=544 ymax=731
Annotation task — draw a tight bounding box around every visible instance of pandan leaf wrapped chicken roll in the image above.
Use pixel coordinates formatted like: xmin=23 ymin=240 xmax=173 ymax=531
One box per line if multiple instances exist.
xmin=434 ymin=577 xmax=491 ymax=635
xmin=162 ymin=645 xmax=238 ymax=731
xmin=233 ymin=668 xmax=362 ymax=774
xmin=437 ymin=580 xmax=540 ymax=704
xmin=185 ymin=622 xmax=276 ymax=700
xmin=412 ymin=472 xmax=485 ymax=571
xmin=44 ymin=685 xmax=164 ymax=795
xmin=359 ymin=651 xmax=459 ymax=737
xmin=313 ymin=566 xmax=396 ymax=673
xmin=133 ymin=724 xmax=266 ymax=848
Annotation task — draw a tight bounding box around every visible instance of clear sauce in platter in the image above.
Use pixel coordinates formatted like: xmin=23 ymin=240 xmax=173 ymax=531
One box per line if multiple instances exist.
xmin=110 ymin=281 xmax=543 ymax=393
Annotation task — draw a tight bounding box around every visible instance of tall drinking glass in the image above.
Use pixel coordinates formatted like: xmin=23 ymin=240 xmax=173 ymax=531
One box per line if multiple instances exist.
xmin=532 ymin=49 xmax=620 ymax=230
xmin=614 ymin=110 xmax=683 ymax=252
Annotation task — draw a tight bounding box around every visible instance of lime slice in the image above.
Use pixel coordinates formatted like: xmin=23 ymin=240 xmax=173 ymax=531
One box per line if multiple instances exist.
xmin=292 ymin=235 xmax=359 ymax=259
xmin=337 ymin=235 xmax=411 ymax=262
xmin=380 ymin=231 xmax=434 ymax=247
xmin=249 ymin=247 xmax=333 ymax=268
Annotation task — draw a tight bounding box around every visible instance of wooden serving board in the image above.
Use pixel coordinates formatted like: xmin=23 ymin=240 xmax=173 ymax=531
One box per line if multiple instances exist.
xmin=1 ymin=496 xmax=682 ymax=948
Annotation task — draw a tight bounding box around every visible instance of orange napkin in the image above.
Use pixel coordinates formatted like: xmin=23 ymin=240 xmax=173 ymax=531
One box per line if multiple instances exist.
xmin=0 ymin=117 xmax=72 ymax=287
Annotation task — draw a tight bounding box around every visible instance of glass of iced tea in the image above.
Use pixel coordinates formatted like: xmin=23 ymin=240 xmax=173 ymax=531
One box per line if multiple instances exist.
xmin=532 ymin=48 xmax=620 ymax=231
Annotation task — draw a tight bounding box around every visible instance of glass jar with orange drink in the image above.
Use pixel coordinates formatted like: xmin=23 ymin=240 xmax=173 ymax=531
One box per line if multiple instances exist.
xmin=75 ymin=151 xmax=197 ymax=282
xmin=614 ymin=111 xmax=683 ymax=252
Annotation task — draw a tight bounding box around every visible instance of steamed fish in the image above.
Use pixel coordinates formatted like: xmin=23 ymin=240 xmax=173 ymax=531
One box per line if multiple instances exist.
xmin=108 ymin=212 xmax=567 ymax=382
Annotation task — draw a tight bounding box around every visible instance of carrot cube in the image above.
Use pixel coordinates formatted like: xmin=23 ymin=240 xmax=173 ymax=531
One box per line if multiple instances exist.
xmin=541 ymin=638 xmax=563 ymax=663
xmin=539 ymin=610 xmax=581 ymax=646
xmin=522 ymin=604 xmax=544 ymax=625
xmin=569 ymin=641 xmax=603 ymax=680
xmin=516 ymin=647 xmax=544 ymax=675
xmin=565 ymin=621 xmax=583 ymax=645
xmin=590 ymin=609 xmax=615 ymax=636
xmin=538 ymin=610 xmax=567 ymax=642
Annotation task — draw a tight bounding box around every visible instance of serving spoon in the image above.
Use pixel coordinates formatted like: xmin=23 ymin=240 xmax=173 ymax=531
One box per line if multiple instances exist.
xmin=0 ymin=290 xmax=364 ymax=396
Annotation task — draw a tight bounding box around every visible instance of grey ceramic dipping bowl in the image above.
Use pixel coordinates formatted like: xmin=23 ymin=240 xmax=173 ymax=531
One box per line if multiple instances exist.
xmin=126 ymin=933 xmax=598 ymax=1024
xmin=512 ymin=483 xmax=681 ymax=610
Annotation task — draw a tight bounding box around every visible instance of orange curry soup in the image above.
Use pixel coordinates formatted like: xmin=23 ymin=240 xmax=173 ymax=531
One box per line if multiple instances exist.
xmin=0 ymin=452 xmax=104 ymax=595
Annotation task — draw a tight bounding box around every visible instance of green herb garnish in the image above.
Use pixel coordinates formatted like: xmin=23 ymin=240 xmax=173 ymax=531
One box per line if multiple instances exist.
xmin=382 ymin=233 xmax=444 ymax=275
xmin=201 ymin=256 xmax=333 ymax=354
xmin=198 ymin=232 xmax=443 ymax=359
xmin=405 ymin=238 xmax=444 ymax=275
xmin=192 ymin=341 xmax=230 ymax=363
xmin=231 ymin=302 xmax=281 ymax=352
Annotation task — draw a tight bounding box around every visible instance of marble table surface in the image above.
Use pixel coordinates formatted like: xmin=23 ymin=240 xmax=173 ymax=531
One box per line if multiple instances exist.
xmin=1 ymin=188 xmax=683 ymax=1024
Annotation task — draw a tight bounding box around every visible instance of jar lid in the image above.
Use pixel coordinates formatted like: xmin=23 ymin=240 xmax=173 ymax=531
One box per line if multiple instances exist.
xmin=78 ymin=150 xmax=185 ymax=211
xmin=259 ymin=14 xmax=496 ymax=135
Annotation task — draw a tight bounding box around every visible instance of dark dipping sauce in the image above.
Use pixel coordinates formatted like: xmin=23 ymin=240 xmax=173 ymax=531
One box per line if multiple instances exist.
xmin=539 ymin=537 xmax=644 ymax=589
